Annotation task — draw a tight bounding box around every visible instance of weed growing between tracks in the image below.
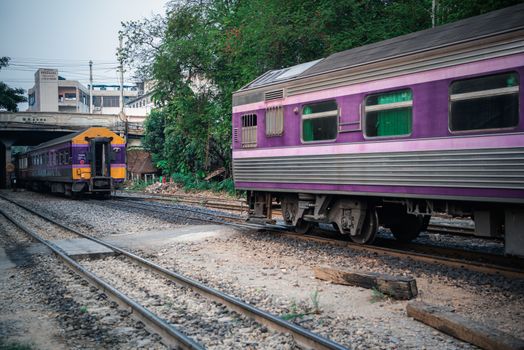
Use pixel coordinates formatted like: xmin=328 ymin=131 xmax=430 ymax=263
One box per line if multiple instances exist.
xmin=281 ymin=289 xmax=322 ymax=321
xmin=369 ymin=287 xmax=389 ymax=304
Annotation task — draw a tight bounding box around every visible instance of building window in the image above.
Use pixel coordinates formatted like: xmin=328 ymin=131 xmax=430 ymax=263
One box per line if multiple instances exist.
xmin=103 ymin=96 xmax=119 ymax=107
xmin=93 ymin=96 xmax=102 ymax=107
xmin=29 ymin=93 xmax=35 ymax=106
xmin=265 ymin=106 xmax=284 ymax=137
xmin=64 ymin=93 xmax=76 ymax=101
xmin=302 ymin=100 xmax=338 ymax=142
xmin=241 ymin=114 xmax=257 ymax=148
xmin=364 ymin=89 xmax=412 ymax=137
xmin=449 ymin=72 xmax=519 ymax=132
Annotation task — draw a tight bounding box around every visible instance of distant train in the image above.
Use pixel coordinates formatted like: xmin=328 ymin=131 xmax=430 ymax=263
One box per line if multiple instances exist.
xmin=231 ymin=5 xmax=524 ymax=257
xmin=15 ymin=127 xmax=126 ymax=197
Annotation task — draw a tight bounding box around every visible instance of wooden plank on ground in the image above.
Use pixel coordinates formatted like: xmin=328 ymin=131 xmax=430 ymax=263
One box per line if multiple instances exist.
xmin=407 ymin=301 xmax=524 ymax=350
xmin=313 ymin=266 xmax=417 ymax=300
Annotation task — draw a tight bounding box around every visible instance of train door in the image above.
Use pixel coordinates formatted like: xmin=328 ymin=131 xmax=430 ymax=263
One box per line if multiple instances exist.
xmin=88 ymin=137 xmax=112 ymax=192
xmin=90 ymin=138 xmax=111 ymax=177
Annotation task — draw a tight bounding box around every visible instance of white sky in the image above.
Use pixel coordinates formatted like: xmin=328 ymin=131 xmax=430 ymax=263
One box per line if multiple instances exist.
xmin=0 ymin=0 xmax=167 ymax=102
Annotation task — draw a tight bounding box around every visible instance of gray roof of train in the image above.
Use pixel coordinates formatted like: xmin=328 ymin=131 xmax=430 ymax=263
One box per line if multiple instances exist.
xmin=242 ymin=3 xmax=524 ymax=91
xmin=26 ymin=129 xmax=87 ymax=152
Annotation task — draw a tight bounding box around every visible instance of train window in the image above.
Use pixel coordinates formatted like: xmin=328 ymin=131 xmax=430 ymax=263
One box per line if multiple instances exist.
xmin=241 ymin=114 xmax=257 ymax=148
xmin=364 ymin=89 xmax=412 ymax=137
xmin=449 ymin=72 xmax=519 ymax=132
xmin=301 ymin=100 xmax=338 ymax=142
xmin=265 ymin=106 xmax=284 ymax=137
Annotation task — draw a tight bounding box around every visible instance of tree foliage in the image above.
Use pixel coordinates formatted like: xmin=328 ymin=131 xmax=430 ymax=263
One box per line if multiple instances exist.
xmin=0 ymin=57 xmax=27 ymax=112
xmin=120 ymin=0 xmax=521 ymax=178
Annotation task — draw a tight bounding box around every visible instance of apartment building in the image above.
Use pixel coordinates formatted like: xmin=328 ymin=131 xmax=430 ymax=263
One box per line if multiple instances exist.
xmin=27 ymin=68 xmax=139 ymax=114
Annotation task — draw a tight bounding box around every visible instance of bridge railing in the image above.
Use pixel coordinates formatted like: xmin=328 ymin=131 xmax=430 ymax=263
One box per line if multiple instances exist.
xmin=0 ymin=111 xmax=144 ymax=135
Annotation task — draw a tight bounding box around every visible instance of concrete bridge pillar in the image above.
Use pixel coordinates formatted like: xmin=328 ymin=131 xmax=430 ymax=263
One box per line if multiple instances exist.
xmin=0 ymin=138 xmax=15 ymax=189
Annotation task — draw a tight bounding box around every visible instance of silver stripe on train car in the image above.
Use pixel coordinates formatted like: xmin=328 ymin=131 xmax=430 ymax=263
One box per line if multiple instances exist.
xmin=233 ymin=147 xmax=524 ymax=190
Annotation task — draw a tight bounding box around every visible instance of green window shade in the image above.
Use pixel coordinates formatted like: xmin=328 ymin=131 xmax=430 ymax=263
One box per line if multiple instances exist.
xmin=303 ymin=119 xmax=314 ymax=141
xmin=377 ymin=108 xmax=412 ymax=136
xmin=301 ymin=100 xmax=338 ymax=142
xmin=377 ymin=90 xmax=412 ymax=104
xmin=365 ymin=89 xmax=413 ymax=137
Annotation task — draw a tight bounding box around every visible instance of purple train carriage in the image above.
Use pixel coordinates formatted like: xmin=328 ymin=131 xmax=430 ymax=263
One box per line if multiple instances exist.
xmin=16 ymin=127 xmax=126 ymax=197
xmin=231 ymin=5 xmax=524 ymax=256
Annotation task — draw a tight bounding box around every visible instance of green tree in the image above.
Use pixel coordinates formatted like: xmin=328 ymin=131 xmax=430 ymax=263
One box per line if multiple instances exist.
xmin=435 ymin=0 xmax=522 ymax=25
xmin=142 ymin=108 xmax=168 ymax=170
xmin=0 ymin=57 xmax=27 ymax=112
xmin=121 ymin=0 xmax=520 ymax=180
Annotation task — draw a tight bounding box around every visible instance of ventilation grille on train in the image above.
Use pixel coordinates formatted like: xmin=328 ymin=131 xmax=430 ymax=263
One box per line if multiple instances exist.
xmin=265 ymin=89 xmax=284 ymax=101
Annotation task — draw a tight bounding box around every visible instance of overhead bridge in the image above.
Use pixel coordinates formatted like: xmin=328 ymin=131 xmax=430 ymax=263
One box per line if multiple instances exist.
xmin=0 ymin=111 xmax=145 ymax=188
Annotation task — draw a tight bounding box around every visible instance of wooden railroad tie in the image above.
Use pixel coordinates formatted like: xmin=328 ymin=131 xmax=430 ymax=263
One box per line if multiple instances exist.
xmin=407 ymin=301 xmax=524 ymax=350
xmin=313 ymin=266 xmax=418 ymax=300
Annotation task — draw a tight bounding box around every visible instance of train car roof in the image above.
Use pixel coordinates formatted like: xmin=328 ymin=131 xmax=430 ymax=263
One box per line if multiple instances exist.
xmin=241 ymin=3 xmax=524 ymax=91
xmin=31 ymin=129 xmax=87 ymax=150
xmin=25 ymin=127 xmax=123 ymax=152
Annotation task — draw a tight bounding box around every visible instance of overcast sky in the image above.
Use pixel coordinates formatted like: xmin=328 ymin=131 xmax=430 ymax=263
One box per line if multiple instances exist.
xmin=0 ymin=0 xmax=167 ymax=103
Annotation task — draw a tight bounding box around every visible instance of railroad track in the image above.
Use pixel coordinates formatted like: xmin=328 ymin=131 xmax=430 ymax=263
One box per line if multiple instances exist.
xmin=108 ymin=196 xmax=524 ymax=279
xmin=0 ymin=194 xmax=348 ymax=350
xmin=117 ymin=194 xmax=483 ymax=238
xmin=118 ymin=192 xmax=248 ymax=213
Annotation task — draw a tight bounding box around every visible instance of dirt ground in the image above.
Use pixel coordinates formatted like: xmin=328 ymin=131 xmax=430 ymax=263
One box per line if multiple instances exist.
xmin=123 ymin=225 xmax=523 ymax=348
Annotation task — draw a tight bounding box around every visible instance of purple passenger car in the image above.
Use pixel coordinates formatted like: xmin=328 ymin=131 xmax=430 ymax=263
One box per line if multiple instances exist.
xmin=16 ymin=127 xmax=126 ymax=197
xmin=231 ymin=4 xmax=524 ymax=256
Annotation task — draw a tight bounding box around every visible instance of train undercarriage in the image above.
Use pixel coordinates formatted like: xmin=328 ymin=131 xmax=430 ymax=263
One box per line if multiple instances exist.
xmin=246 ymin=191 xmax=524 ymax=257
xmin=20 ymin=177 xmax=115 ymax=198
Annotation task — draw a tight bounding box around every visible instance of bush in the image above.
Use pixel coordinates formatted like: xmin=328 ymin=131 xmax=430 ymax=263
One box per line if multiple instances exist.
xmin=126 ymin=179 xmax=155 ymax=191
xmin=170 ymin=172 xmax=237 ymax=196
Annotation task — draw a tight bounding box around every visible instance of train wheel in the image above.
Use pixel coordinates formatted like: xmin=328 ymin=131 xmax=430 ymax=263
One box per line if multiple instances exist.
xmin=350 ymin=208 xmax=378 ymax=244
xmin=295 ymin=219 xmax=314 ymax=234
xmin=421 ymin=215 xmax=431 ymax=231
xmin=390 ymin=214 xmax=424 ymax=242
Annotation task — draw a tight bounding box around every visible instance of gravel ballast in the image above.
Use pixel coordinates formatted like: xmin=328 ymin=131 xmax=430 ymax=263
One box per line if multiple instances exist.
xmin=1 ymin=190 xmax=523 ymax=349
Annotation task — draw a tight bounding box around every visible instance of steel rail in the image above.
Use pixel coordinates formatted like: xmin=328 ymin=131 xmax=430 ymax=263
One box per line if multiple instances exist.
xmin=278 ymin=233 xmax=524 ymax=280
xmin=105 ymin=197 xmax=524 ymax=280
xmin=112 ymin=196 xmax=244 ymax=222
xmin=426 ymin=224 xmax=477 ymax=237
xmin=0 ymin=206 xmax=204 ymax=350
xmin=0 ymin=195 xmax=348 ymax=350
xmin=116 ymin=192 xmax=248 ymax=212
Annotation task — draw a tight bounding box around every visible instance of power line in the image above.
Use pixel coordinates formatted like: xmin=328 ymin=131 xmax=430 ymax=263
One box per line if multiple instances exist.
xmin=7 ymin=56 xmax=118 ymax=64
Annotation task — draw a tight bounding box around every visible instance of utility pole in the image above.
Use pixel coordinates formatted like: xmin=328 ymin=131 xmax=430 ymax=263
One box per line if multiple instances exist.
xmin=432 ymin=0 xmax=437 ymax=28
xmin=119 ymin=36 xmax=124 ymax=115
xmin=89 ymin=60 xmax=93 ymax=113
xmin=118 ymin=35 xmax=128 ymax=146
